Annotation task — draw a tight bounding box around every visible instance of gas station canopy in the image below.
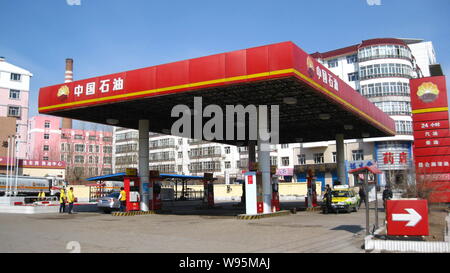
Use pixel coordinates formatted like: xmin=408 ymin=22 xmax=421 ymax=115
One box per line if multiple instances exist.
xmin=39 ymin=42 xmax=395 ymax=144
xmin=86 ymin=172 xmax=210 ymax=182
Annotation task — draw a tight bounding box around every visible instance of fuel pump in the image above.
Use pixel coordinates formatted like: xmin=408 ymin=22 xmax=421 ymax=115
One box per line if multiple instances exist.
xmin=149 ymin=170 xmax=162 ymax=210
xmin=271 ymin=176 xmax=280 ymax=212
xmin=203 ymin=173 xmax=215 ymax=207
xmin=123 ymin=176 xmax=141 ymax=212
xmin=244 ymin=171 xmax=264 ymax=214
xmin=305 ymin=169 xmax=318 ymax=208
xmin=271 ymin=166 xmax=280 ymax=212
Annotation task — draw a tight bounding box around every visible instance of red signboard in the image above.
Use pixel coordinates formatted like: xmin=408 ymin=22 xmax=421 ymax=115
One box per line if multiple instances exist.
xmin=386 ymin=199 xmax=429 ymax=236
xmin=414 ymin=128 xmax=450 ymax=140
xmin=410 ymin=76 xmax=448 ymax=111
xmin=411 ymin=76 xmax=450 ymax=202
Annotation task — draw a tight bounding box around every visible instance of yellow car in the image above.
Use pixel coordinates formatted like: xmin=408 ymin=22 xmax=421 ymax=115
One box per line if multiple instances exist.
xmin=322 ymin=186 xmax=360 ymax=214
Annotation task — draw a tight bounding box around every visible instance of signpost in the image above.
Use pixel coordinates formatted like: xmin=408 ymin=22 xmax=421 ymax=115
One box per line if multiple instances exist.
xmin=386 ymin=199 xmax=429 ymax=236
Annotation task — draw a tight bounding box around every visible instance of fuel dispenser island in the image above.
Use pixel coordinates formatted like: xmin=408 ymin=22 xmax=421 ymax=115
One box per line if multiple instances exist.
xmin=244 ymin=165 xmax=280 ymax=215
xmin=149 ymin=170 xmax=162 ymax=210
xmin=123 ymin=174 xmax=141 ymax=212
xmin=305 ymin=169 xmax=318 ymax=208
xmin=203 ymin=173 xmax=215 ymax=208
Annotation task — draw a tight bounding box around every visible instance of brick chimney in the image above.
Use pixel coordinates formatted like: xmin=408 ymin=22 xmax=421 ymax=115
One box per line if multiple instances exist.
xmin=61 ymin=58 xmax=73 ymax=129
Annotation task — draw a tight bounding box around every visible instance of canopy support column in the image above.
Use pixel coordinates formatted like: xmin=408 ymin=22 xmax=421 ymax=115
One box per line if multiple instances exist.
xmin=139 ymin=119 xmax=149 ymax=212
xmin=336 ymin=133 xmax=346 ymax=185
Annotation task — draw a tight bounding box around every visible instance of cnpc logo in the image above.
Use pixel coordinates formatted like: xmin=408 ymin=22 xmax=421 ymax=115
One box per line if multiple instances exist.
xmin=171 ymin=97 xmax=279 ymax=151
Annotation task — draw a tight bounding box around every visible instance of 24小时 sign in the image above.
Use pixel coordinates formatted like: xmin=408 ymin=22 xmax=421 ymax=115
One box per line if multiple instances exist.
xmin=386 ymin=199 xmax=429 ymax=236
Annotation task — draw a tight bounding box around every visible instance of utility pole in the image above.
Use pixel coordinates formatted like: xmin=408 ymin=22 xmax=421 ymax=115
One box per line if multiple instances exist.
xmin=364 ymin=171 xmax=370 ymax=235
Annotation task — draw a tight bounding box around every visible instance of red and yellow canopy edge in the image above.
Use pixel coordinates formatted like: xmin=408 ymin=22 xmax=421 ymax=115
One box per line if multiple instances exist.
xmin=38 ymin=41 xmax=395 ymax=135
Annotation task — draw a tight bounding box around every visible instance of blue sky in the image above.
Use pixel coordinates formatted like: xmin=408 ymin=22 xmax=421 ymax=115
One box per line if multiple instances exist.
xmin=1 ymin=0 xmax=449 ymax=128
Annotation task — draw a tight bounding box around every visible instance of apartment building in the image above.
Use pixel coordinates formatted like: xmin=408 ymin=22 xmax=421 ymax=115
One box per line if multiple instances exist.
xmin=28 ymin=115 xmax=113 ymax=183
xmin=0 ymin=57 xmax=32 ymax=158
xmin=305 ymin=38 xmax=437 ymax=187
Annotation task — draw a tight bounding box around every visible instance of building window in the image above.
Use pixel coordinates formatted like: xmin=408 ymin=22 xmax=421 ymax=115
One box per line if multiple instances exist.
xmin=103 ymin=157 xmax=112 ymax=164
xmin=43 ymin=134 xmax=50 ymax=140
xmin=332 ymin=152 xmax=337 ymax=163
xmin=10 ymin=73 xmax=21 ymax=81
xmin=88 ymin=156 xmax=93 ymax=164
xmin=74 ymin=134 xmax=83 ymax=140
xmin=103 ymin=136 xmax=112 ymax=142
xmin=348 ymin=72 xmax=359 ymax=82
xmin=346 ymin=54 xmax=358 ymax=64
xmin=60 ymin=155 xmax=65 ymax=161
xmin=281 ymin=157 xmax=290 ymax=166
xmin=9 ymin=89 xmax=20 ymax=100
xmin=374 ymin=101 xmax=411 ymax=116
xmin=281 ymin=144 xmax=289 ymax=149
xmin=177 ymin=151 xmax=183 ymax=159
xmin=225 ymin=161 xmax=231 ymax=169
xmin=7 ymin=106 xmax=20 ymax=117
xmin=88 ymin=136 xmax=97 ymax=141
xmin=178 ymin=165 xmax=182 ymax=172
xmin=297 ymin=154 xmax=306 ymax=165
xmin=313 ymin=153 xmax=324 ymax=164
xmin=75 ymin=144 xmax=85 ymax=152
xmin=95 ymin=145 xmax=100 ymax=153
xmin=43 ymin=156 xmax=49 ymax=161
xmin=44 ymin=121 xmax=50 ymax=128
xmin=43 ymin=145 xmax=49 ymax=151
xmin=327 ymin=59 xmax=338 ymax=68
xmin=395 ymin=120 xmax=413 ymax=135
xmin=359 ymin=63 xmax=412 ymax=80
xmin=103 ymin=146 xmax=112 ymax=154
xmin=178 ymin=139 xmax=183 ymax=145
xmin=74 ymin=155 xmax=84 ymax=163
xmin=270 ymin=156 xmax=278 ymax=166
xmin=225 ymin=146 xmax=230 ymax=154
xmin=352 ymin=150 xmax=364 ymax=161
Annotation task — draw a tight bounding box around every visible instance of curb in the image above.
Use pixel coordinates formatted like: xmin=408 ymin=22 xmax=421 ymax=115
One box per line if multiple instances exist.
xmin=111 ymin=211 xmax=157 ymax=216
xmin=236 ymin=210 xmax=291 ymax=220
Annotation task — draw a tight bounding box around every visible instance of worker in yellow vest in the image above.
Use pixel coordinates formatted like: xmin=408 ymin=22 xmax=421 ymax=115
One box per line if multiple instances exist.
xmin=59 ymin=188 xmax=67 ymax=213
xmin=67 ymin=187 xmax=76 ymax=214
xmin=118 ymin=187 xmax=127 ymax=212
xmin=38 ymin=190 xmax=46 ymax=200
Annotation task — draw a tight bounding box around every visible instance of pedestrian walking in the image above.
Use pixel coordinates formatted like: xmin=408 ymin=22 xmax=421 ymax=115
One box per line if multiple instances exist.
xmin=67 ymin=187 xmax=76 ymax=214
xmin=323 ymin=184 xmax=332 ymax=214
xmin=382 ymin=186 xmax=393 ymax=210
xmin=59 ymin=188 xmax=67 ymax=213
xmin=358 ymin=186 xmax=366 ymax=209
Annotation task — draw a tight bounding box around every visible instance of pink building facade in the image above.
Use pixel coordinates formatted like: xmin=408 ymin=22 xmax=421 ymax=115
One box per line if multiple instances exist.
xmin=28 ymin=115 xmax=113 ymax=183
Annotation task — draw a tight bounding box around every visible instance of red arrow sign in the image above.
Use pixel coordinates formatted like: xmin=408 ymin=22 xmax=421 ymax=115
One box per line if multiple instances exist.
xmin=386 ymin=199 xmax=429 ymax=236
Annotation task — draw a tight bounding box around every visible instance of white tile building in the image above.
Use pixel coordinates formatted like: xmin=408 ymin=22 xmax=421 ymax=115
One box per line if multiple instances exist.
xmin=0 ymin=57 xmax=32 ymax=159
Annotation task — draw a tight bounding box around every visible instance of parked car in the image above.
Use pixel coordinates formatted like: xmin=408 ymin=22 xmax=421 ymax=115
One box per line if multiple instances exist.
xmin=97 ymin=192 xmax=121 ymax=213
